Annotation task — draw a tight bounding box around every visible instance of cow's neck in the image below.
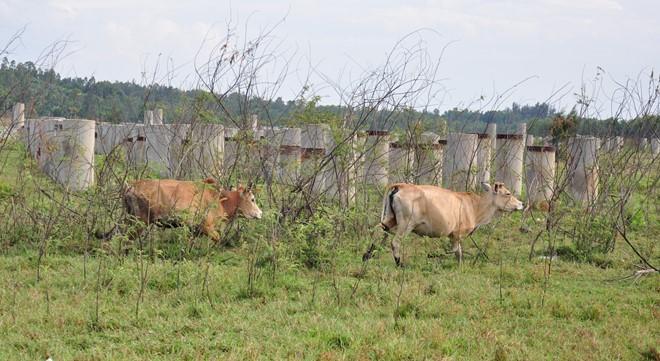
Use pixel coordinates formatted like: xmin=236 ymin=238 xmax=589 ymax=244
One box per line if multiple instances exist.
xmin=471 ymin=194 xmax=498 ymax=227
xmin=221 ymin=191 xmax=240 ymax=218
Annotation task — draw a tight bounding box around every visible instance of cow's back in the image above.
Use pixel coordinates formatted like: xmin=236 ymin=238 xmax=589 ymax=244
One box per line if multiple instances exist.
xmin=125 ymin=179 xmax=221 ymax=223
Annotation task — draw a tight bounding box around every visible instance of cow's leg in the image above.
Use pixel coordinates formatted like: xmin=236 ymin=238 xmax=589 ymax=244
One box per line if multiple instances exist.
xmin=450 ymin=236 xmax=463 ymax=267
xmin=362 ymin=226 xmax=392 ymax=262
xmin=199 ymin=215 xmax=220 ymax=243
xmin=391 ymin=222 xmax=415 ymax=267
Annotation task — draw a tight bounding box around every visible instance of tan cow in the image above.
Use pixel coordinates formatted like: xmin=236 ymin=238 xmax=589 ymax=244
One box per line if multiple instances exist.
xmin=364 ymin=182 xmax=523 ymax=266
xmin=98 ymin=178 xmax=262 ymax=242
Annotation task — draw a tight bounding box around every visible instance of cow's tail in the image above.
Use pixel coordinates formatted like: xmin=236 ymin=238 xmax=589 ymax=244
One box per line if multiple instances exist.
xmin=380 ymin=185 xmax=399 ymax=232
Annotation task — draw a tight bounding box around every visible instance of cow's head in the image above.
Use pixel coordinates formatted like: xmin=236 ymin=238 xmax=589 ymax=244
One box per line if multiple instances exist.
xmin=481 ymin=182 xmax=524 ymax=212
xmin=235 ymin=185 xmax=263 ymax=219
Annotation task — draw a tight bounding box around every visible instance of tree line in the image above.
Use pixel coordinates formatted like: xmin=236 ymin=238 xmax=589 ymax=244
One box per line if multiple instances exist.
xmin=1 ymin=58 xmax=657 ymax=137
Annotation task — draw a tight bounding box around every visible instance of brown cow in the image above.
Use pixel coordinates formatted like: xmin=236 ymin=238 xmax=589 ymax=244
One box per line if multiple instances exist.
xmin=364 ymin=182 xmax=523 ymax=266
xmin=98 ymin=178 xmax=262 ymax=242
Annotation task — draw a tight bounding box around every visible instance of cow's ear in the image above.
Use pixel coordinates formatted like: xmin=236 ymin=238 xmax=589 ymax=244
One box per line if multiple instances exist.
xmin=202 ymin=177 xmax=217 ymax=185
xmin=493 ymin=183 xmax=502 ymax=192
xmin=481 ymin=182 xmax=492 ymax=193
xmin=237 ymin=183 xmax=245 ymax=192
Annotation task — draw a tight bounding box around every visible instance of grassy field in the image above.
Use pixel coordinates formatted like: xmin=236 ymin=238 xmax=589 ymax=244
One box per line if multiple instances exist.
xmin=0 ymin=140 xmax=658 ymax=360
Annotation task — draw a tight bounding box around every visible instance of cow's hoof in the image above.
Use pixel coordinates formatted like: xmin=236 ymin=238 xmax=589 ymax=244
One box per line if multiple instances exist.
xmin=362 ymin=244 xmax=376 ymax=262
xmin=394 ymin=257 xmax=403 ymax=268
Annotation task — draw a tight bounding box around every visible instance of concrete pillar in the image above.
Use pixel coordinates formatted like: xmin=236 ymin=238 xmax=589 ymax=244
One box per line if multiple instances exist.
xmin=389 ymin=141 xmax=415 ymax=184
xmin=251 ymin=114 xmax=258 ymax=131
xmin=364 ymin=130 xmax=390 ymax=186
xmin=486 ymin=123 xmax=497 ymax=154
xmin=495 ymin=133 xmax=525 ymax=196
xmin=301 ymin=148 xmax=326 ymax=194
xmin=526 ymin=134 xmax=535 ymax=147
xmin=443 ymin=132 xmax=478 ymax=191
xmin=153 ymin=109 xmax=164 ymax=125
xmin=47 ymin=119 xmax=96 ymax=191
xmin=327 ymin=130 xmax=366 ymax=206
xmin=12 ymin=103 xmax=25 ymax=130
xmin=35 ymin=118 xmax=64 ymax=174
xmin=525 ymin=145 xmax=556 ymax=210
xmin=143 ymin=111 xmax=154 ymax=125
xmin=26 ymin=118 xmax=64 ymax=170
xmin=615 ymin=137 xmax=624 ymax=153
xmin=301 ymin=124 xmax=332 ymax=195
xmin=651 ymin=138 xmax=660 ymax=156
xmin=567 ymin=136 xmax=599 ymax=206
xmin=277 ymin=128 xmax=302 ymax=185
xmin=476 ymin=133 xmax=491 ymax=184
xmin=640 ymin=138 xmax=648 ymax=151
xmin=415 ymin=132 xmax=443 ymax=185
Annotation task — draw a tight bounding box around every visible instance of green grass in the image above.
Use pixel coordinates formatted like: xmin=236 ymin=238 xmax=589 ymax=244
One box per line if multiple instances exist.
xmin=0 ymin=243 xmax=658 ymax=361
xmin=0 ymin=139 xmax=659 ymax=360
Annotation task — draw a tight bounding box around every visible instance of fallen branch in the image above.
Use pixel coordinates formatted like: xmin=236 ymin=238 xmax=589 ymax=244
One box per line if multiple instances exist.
xmin=607 ymin=268 xmax=658 ymax=283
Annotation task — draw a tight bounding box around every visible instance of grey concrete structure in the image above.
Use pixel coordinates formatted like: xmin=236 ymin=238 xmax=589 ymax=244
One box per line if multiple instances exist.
xmin=301 ymin=124 xmax=332 ymax=195
xmin=277 ymin=128 xmax=302 ymax=185
xmin=47 ymin=119 xmax=96 ymax=191
xmin=364 ymin=130 xmax=390 ymax=186
xmin=123 ymin=124 xmax=147 ymax=168
xmin=495 ymin=133 xmax=525 ymax=196
xmin=476 ymin=133 xmax=491 ymax=184
xmin=223 ymin=127 xmax=240 ymax=175
xmin=567 ymin=135 xmax=599 ymax=206
xmin=415 ymin=131 xmax=443 ymax=185
xmin=144 ymin=125 xmax=173 ymax=177
xmin=652 ymin=138 xmax=660 ymax=156
xmin=486 ymin=123 xmax=497 ymax=154
xmin=143 ymin=110 xmax=154 ymax=125
xmin=526 ymin=134 xmax=535 ymax=147
xmin=153 ymin=109 xmax=164 ymax=125
xmin=166 ymin=124 xmax=193 ymax=178
xmin=389 ymin=141 xmax=415 ymax=184
xmin=12 ymin=102 xmax=25 ymax=131
xmin=525 ymin=145 xmax=556 ymax=210
xmin=443 ymin=132 xmax=478 ymax=191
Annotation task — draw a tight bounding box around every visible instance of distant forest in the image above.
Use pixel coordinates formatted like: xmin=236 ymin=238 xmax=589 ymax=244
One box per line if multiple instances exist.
xmin=1 ymin=59 xmax=657 ymax=137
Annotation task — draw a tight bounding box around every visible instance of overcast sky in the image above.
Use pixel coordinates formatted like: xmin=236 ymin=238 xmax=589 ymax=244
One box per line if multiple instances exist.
xmin=1 ymin=0 xmax=658 ymax=116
